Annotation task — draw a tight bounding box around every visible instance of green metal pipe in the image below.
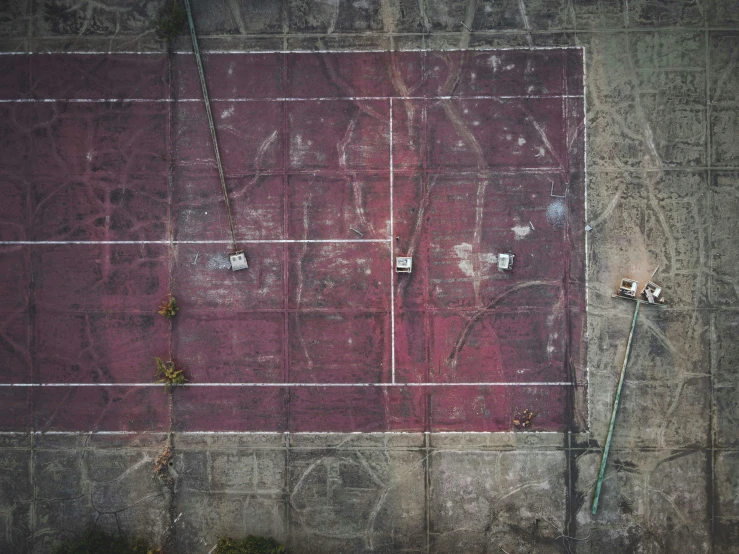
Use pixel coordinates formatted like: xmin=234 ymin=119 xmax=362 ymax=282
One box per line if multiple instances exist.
xmin=592 ymin=300 xmax=640 ymax=515
xmin=182 ymin=0 xmax=237 ymax=252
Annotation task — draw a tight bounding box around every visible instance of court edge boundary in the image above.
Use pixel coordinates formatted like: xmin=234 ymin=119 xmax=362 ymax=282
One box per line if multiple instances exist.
xmin=0 ymin=46 xmax=586 ymax=55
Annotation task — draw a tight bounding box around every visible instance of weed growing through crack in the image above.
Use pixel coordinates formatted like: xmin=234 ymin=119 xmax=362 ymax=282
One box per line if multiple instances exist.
xmin=153 ymin=445 xmax=174 ymax=477
xmin=158 ymin=296 xmax=178 ymax=319
xmin=155 ymin=357 xmax=186 ymax=391
xmin=155 ymin=0 xmax=186 ymax=42
xmin=513 ymin=407 xmax=540 ymax=429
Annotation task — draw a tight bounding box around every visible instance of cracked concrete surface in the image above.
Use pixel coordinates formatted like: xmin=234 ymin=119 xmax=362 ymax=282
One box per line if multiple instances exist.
xmin=1 ymin=0 xmax=739 ymax=552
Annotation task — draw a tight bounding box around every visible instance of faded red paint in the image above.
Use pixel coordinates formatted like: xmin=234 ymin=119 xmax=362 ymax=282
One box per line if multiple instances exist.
xmin=173 ymin=242 xmax=284 ymax=312
xmin=35 ymin=312 xmax=169 ymax=383
xmin=0 ymin=50 xmax=585 ymax=433
xmin=428 ymin=385 xmax=570 ymax=432
xmin=0 ymin=388 xmax=31 ymax=431
xmin=172 ymin=386 xmax=287 ymax=432
xmin=30 ymin=54 xmax=168 ymax=100
xmin=174 ymin=311 xmax=284 ymax=383
xmin=174 ymin=173 xmax=284 ymax=241
xmin=287 ymin=173 xmax=390 ymax=240
xmin=33 ymin=244 xmax=169 ymax=312
xmin=288 ymin=312 xmax=391 ymax=383
xmin=174 ymin=53 xmax=284 ymax=100
xmin=290 ymin=386 xmax=426 ymax=433
xmin=34 ymin=386 xmax=169 ymax=432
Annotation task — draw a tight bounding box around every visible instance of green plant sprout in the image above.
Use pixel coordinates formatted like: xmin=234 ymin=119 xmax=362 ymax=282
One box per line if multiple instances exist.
xmin=157 ymin=296 xmax=178 ymax=319
xmin=155 ymin=357 xmax=187 ymax=390
xmin=155 ymin=0 xmax=186 ymax=41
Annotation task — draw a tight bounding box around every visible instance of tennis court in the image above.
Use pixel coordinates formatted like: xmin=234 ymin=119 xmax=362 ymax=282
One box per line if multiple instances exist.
xmin=0 ymin=48 xmax=586 ymax=432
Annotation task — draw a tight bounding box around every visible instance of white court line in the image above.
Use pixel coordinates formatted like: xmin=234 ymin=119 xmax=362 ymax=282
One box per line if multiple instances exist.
xmin=0 ymin=98 xmax=172 ymax=103
xmin=582 ymin=46 xmax=591 ymax=430
xmin=389 ymin=97 xmax=395 ymax=383
xmin=206 ymin=95 xmax=587 ymax=100
xmin=0 ymin=430 xmax=565 ymax=435
xmin=188 ymin=47 xmax=585 ymax=54
xmin=582 ymin=46 xmax=589 ymax=312
xmin=0 ymin=47 xmax=585 ymax=56
xmin=0 ymin=382 xmax=580 ymax=387
xmin=0 ymin=95 xmax=585 ymax=103
xmin=181 ymin=430 xmax=565 ymax=435
xmin=0 ymin=239 xmax=391 ymax=245
xmin=176 ymin=430 xmax=565 ymax=435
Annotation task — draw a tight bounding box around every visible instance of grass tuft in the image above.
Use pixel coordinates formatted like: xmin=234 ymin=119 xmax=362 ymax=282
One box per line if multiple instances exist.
xmin=155 ymin=357 xmax=187 ymax=390
xmin=156 ymin=0 xmax=186 ymax=42
xmin=158 ymin=296 xmax=178 ymax=319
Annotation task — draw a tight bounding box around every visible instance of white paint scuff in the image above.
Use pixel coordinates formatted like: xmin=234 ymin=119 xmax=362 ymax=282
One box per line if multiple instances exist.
xmin=511 ymin=225 xmax=531 ymax=240
xmin=453 ymin=243 xmax=497 ymax=277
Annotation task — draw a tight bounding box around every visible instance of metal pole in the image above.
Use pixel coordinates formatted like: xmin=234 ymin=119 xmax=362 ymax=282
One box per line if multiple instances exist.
xmin=182 ymin=0 xmax=237 ymax=252
xmin=592 ymin=300 xmax=640 ymax=515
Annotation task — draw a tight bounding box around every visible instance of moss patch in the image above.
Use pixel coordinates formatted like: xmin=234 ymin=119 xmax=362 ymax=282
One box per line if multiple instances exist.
xmin=214 ymin=536 xmax=287 ymax=554
xmin=54 ymin=529 xmax=160 ymax=554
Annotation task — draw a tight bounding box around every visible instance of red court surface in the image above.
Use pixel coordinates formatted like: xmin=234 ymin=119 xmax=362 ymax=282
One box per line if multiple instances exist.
xmin=0 ymin=49 xmax=586 ymax=433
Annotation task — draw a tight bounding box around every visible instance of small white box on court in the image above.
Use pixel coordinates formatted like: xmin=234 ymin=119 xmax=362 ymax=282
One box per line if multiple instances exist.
xmin=497 ymin=253 xmax=514 ymax=271
xmin=396 ymin=257 xmax=412 ymax=273
xmin=229 ymin=251 xmax=248 ymax=271
xmin=618 ymin=278 xmax=637 ymax=298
